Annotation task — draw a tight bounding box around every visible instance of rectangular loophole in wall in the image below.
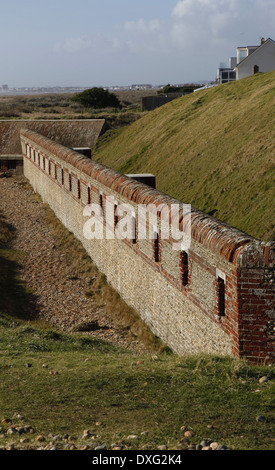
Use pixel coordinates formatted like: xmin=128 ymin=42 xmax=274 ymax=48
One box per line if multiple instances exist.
xmin=154 ymin=232 xmax=160 ymax=262
xmin=132 ymin=214 xmax=137 ymax=244
xmin=114 ymin=204 xmax=118 ymax=230
xmin=77 ymin=178 xmax=81 ymax=199
xmin=180 ymin=250 xmax=189 ymax=286
xmin=217 ymin=276 xmax=225 ymax=317
xmin=99 ymin=192 xmax=104 ymax=216
xmin=87 ymin=186 xmax=91 ymax=205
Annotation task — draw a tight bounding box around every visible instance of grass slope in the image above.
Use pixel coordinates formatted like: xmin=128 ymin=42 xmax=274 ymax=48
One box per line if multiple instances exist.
xmin=93 ymin=72 xmax=275 ymax=241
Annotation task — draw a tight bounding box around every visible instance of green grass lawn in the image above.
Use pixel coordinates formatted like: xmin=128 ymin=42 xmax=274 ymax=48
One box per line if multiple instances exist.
xmin=0 ymin=314 xmax=274 ymax=451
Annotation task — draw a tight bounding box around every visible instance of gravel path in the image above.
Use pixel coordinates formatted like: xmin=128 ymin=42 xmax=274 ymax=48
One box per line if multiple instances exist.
xmin=0 ymin=175 xmax=147 ymax=353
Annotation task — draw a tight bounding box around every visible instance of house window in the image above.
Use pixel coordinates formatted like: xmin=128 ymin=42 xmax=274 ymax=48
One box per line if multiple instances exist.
xmin=253 ymin=65 xmax=259 ymax=74
xmin=217 ymin=276 xmax=225 ymax=317
xmin=221 ymin=71 xmax=228 ymax=80
xmin=180 ymin=250 xmax=189 ymax=286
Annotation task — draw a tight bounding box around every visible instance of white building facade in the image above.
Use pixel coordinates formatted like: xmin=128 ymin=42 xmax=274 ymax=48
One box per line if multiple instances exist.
xmin=235 ymin=38 xmax=275 ymax=80
xmin=217 ymin=38 xmax=275 ymax=84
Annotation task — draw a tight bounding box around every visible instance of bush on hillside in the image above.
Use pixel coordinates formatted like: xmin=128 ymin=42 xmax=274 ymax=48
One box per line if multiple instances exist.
xmin=71 ymin=87 xmax=121 ymax=109
xmin=160 ymin=84 xmax=202 ymax=95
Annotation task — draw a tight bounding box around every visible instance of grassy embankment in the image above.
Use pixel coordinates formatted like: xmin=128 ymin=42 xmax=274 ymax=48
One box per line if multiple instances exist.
xmin=0 ymin=200 xmax=274 ymax=450
xmin=92 ymin=72 xmax=275 ymax=241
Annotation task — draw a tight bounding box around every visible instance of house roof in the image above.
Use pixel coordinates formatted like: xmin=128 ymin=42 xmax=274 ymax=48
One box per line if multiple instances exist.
xmin=235 ymin=37 xmax=275 ymax=68
xmin=237 ymin=45 xmax=259 ymax=50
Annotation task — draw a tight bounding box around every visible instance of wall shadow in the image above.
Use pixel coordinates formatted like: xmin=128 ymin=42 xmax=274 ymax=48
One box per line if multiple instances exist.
xmin=0 ymin=212 xmax=40 ymax=321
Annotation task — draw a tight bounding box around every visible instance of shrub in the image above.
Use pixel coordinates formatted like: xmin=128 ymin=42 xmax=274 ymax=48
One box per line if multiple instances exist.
xmin=71 ymin=87 xmax=121 ymax=109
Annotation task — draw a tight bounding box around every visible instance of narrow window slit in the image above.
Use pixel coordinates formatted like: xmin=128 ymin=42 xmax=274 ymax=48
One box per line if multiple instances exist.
xmin=114 ymin=204 xmax=118 ymax=229
xmin=99 ymin=192 xmax=104 ymax=216
xmin=180 ymin=250 xmax=189 ymax=286
xmin=154 ymin=232 xmax=160 ymax=262
xmin=132 ymin=214 xmax=137 ymax=244
xmin=217 ymin=276 xmax=225 ymax=317
xmin=77 ymin=178 xmax=81 ymax=199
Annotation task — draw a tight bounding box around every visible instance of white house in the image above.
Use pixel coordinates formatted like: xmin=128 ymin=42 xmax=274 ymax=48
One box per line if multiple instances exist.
xmin=235 ymin=37 xmax=275 ymax=80
xmin=217 ymin=37 xmax=275 ymax=84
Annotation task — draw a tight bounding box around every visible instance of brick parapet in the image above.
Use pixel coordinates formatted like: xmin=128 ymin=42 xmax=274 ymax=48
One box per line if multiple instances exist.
xmin=20 ymin=129 xmax=275 ymax=362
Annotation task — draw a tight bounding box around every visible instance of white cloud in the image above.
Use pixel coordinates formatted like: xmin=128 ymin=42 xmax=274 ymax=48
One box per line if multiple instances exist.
xmin=169 ymin=0 xmax=275 ymax=53
xmin=53 ymin=36 xmax=90 ymax=54
xmin=171 ymin=0 xmax=239 ymax=45
xmin=124 ymin=18 xmax=161 ymax=34
xmin=52 ymin=1 xmax=275 ymax=83
xmin=53 ymin=1 xmax=275 ymax=56
xmin=172 ymin=0 xmax=239 ymax=19
xmin=53 ymin=34 xmax=121 ymax=55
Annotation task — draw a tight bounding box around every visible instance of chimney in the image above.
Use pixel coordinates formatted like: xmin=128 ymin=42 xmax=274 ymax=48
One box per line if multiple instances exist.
xmin=261 ymin=37 xmax=265 ymax=45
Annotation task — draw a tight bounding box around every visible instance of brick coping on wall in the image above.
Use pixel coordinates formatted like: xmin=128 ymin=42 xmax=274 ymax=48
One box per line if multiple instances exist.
xmin=20 ymin=128 xmax=274 ymax=270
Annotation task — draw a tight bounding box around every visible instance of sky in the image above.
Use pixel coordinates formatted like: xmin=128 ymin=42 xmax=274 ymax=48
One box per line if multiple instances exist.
xmin=1 ymin=0 xmax=275 ymax=87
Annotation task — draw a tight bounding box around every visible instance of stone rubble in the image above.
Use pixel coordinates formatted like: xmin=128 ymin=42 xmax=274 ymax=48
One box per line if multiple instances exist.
xmin=0 ymin=414 xmax=231 ymax=451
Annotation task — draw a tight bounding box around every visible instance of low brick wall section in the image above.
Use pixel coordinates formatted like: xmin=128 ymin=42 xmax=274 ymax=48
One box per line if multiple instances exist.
xmin=20 ymin=129 xmax=275 ymax=363
xmin=0 ymin=119 xmax=107 ymax=155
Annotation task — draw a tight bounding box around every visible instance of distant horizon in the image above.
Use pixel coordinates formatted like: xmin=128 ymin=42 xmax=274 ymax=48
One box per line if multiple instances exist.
xmin=0 ymin=80 xmax=212 ymax=93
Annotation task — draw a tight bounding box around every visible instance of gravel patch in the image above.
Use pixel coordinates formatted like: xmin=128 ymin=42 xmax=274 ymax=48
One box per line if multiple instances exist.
xmin=0 ymin=175 xmax=148 ymax=353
